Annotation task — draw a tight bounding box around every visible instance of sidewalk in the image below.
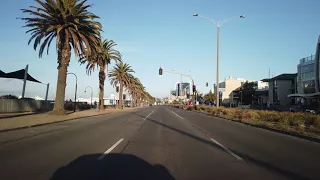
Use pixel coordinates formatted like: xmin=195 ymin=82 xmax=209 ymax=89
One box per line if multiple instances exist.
xmin=0 ymin=107 xmax=138 ymax=132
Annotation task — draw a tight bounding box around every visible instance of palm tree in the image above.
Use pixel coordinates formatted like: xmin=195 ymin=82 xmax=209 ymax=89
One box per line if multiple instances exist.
xmin=80 ymin=39 xmax=121 ymax=110
xmin=20 ymin=0 xmax=102 ymax=115
xmin=108 ymin=62 xmax=134 ymax=109
xmin=127 ymin=76 xmax=142 ymax=107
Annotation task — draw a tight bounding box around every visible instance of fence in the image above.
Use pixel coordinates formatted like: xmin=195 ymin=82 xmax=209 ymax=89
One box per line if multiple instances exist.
xmin=0 ymin=99 xmax=54 ymax=113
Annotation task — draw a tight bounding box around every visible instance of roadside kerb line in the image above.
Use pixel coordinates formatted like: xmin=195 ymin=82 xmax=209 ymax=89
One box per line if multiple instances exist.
xmin=171 ymin=111 xmax=184 ymax=119
xmin=210 ymin=138 xmax=242 ymax=160
xmin=143 ymin=111 xmax=154 ymax=120
xmin=98 ymin=138 xmax=124 ymax=160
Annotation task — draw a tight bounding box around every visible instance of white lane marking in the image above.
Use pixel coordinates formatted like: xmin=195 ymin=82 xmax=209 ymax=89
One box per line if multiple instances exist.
xmin=171 ymin=111 xmax=184 ymax=119
xmin=98 ymin=138 xmax=124 ymax=160
xmin=143 ymin=111 xmax=154 ymax=120
xmin=210 ymin=138 xmax=242 ymax=160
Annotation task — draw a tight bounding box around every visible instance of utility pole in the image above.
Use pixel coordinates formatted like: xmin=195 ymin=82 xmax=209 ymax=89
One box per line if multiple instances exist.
xmin=22 ymin=64 xmax=28 ymax=98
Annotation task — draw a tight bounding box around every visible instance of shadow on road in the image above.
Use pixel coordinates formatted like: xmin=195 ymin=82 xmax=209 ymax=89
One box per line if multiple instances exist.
xmin=50 ymin=153 xmax=175 ymax=180
xmin=131 ymin=111 xmax=312 ymax=180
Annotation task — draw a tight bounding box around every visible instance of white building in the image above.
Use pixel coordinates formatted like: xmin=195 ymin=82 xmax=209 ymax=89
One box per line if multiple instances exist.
xmin=213 ymin=76 xmax=268 ymax=105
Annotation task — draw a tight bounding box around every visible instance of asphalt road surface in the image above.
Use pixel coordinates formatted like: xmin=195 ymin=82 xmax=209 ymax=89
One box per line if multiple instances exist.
xmin=0 ymin=106 xmax=319 ymax=180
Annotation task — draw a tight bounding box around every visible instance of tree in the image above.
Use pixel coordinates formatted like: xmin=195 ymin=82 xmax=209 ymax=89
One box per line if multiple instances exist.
xmin=204 ymin=91 xmax=216 ymax=104
xmin=108 ymin=62 xmax=134 ymax=109
xmin=21 ymin=0 xmax=102 ymax=114
xmin=80 ymin=39 xmax=121 ymax=110
xmin=240 ymin=81 xmax=257 ymax=105
xmin=127 ymin=76 xmax=143 ymax=107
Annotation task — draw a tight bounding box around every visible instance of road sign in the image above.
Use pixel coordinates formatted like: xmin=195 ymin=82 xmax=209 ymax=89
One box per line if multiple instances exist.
xmin=110 ymin=100 xmax=114 ymax=105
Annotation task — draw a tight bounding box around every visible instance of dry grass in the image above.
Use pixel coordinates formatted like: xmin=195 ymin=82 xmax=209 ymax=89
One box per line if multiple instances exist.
xmin=171 ymin=105 xmax=320 ymax=139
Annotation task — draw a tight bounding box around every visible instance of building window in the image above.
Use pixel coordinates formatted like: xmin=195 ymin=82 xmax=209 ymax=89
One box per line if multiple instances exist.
xmin=303 ymin=80 xmax=316 ymax=94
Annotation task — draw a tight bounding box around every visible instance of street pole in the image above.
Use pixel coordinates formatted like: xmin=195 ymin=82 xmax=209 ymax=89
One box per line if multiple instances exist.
xmin=180 ymin=75 xmax=182 ymax=105
xmin=45 ymin=83 xmax=50 ymax=101
xmin=85 ymin=86 xmax=93 ymax=108
xmin=216 ymin=25 xmax=220 ymax=107
xmin=68 ymin=73 xmax=78 ymax=113
xmin=74 ymin=79 xmax=77 ymax=112
xmin=22 ymin=64 xmax=28 ymax=98
xmin=193 ymin=14 xmax=245 ymax=108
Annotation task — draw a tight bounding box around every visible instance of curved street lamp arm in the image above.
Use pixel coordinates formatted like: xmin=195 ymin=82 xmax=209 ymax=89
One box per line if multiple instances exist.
xmin=197 ymin=15 xmax=218 ymax=26
xmin=220 ymin=16 xmax=241 ymax=26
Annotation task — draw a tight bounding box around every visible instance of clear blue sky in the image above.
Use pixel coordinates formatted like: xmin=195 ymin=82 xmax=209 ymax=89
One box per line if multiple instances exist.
xmin=1 ymin=0 xmax=320 ymax=99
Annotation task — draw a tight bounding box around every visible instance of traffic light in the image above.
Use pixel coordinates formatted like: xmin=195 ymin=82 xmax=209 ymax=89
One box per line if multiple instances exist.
xmin=206 ymin=82 xmax=208 ymax=87
xmin=123 ymin=94 xmax=126 ymax=100
xmin=186 ymin=93 xmax=190 ymax=99
xmin=116 ymin=86 xmax=119 ymax=93
xmin=159 ymin=67 xmax=163 ymax=75
xmin=192 ymin=85 xmax=196 ymax=93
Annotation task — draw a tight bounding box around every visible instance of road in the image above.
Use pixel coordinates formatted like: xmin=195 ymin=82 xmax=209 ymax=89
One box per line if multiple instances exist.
xmin=0 ymin=106 xmax=319 ymax=180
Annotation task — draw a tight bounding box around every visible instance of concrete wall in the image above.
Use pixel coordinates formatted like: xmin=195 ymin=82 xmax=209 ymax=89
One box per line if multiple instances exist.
xmin=268 ymin=81 xmax=274 ymax=104
xmin=278 ymin=80 xmax=293 ymax=106
xmin=222 ymin=79 xmax=243 ymax=104
xmin=0 ymin=99 xmax=53 ymax=113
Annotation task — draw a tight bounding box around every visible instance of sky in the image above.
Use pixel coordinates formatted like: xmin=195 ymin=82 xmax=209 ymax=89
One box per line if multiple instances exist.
xmin=1 ymin=0 xmax=320 ymax=99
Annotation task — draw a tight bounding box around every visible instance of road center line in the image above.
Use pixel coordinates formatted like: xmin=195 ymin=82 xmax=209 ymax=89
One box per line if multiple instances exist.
xmin=143 ymin=111 xmax=154 ymax=120
xmin=210 ymin=138 xmax=242 ymax=160
xmin=98 ymin=138 xmax=124 ymax=160
xmin=171 ymin=111 xmax=184 ymax=119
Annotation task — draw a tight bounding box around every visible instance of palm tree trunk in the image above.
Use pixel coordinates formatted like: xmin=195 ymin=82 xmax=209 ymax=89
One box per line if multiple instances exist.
xmin=131 ymin=93 xmax=134 ymax=107
xmin=99 ymin=65 xmax=106 ymax=110
xmin=119 ymin=81 xmax=124 ymax=109
xmin=51 ymin=44 xmax=71 ymax=115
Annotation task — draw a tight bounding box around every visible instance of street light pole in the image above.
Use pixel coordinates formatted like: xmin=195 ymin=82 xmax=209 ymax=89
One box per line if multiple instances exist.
xmin=180 ymin=75 xmax=182 ymax=105
xmin=84 ymin=86 xmax=93 ymax=108
xmin=216 ymin=25 xmax=220 ymax=107
xmin=68 ymin=73 xmax=78 ymax=112
xmin=193 ymin=14 xmax=245 ymax=107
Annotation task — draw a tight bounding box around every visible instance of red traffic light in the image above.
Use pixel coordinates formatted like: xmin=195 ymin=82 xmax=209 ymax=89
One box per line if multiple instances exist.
xmin=159 ymin=67 xmax=163 ymax=75
xmin=192 ymin=85 xmax=196 ymax=93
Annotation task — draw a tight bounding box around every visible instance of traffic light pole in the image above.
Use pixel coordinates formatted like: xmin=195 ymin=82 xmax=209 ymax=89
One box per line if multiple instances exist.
xmin=162 ymin=70 xmax=195 ymax=104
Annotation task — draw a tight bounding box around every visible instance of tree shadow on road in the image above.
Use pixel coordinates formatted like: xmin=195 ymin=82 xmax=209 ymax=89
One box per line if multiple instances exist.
xmin=50 ymin=153 xmax=175 ymax=180
xmin=130 ymin=111 xmax=312 ymax=180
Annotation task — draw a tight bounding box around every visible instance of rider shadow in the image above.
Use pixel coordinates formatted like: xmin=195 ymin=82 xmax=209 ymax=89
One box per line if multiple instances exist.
xmin=50 ymin=153 xmax=175 ymax=180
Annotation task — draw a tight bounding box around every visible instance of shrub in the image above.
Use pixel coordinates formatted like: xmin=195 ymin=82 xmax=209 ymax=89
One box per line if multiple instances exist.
xmin=0 ymin=94 xmax=18 ymax=99
xmin=304 ymin=115 xmax=319 ymax=127
xmin=242 ymin=110 xmax=260 ymax=121
xmin=186 ymin=106 xmax=193 ymax=111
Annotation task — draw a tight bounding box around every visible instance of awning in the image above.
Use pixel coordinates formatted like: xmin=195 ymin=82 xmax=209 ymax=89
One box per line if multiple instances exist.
xmin=1 ymin=69 xmax=42 ymax=83
xmin=288 ymin=92 xmax=320 ymax=98
xmin=0 ymin=70 xmax=6 ymax=78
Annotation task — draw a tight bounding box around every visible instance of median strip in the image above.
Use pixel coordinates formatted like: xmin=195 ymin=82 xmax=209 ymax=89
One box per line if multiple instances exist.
xmin=98 ymin=138 xmax=124 ymax=160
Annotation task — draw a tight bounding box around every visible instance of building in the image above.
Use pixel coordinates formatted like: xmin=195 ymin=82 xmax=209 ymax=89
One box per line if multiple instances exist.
xmin=214 ymin=76 xmax=257 ymax=105
xmin=231 ymin=80 xmax=269 ymax=106
xmin=262 ymin=73 xmax=297 ymax=107
xmin=176 ymin=82 xmax=191 ymax=97
xmin=287 ymin=35 xmax=320 ymax=109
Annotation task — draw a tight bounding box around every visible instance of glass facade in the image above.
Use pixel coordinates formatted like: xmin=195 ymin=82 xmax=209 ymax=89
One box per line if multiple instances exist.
xmin=176 ymin=83 xmax=191 ymax=96
xmin=297 ymin=55 xmax=316 ymax=94
xmin=303 ymin=80 xmax=316 ymax=94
